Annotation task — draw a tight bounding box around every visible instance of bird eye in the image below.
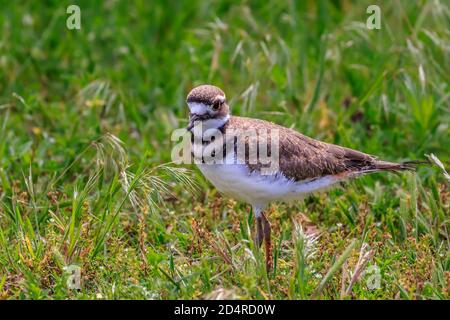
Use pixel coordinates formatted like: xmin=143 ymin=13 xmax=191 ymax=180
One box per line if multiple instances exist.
xmin=212 ymin=96 xmax=225 ymax=110
xmin=212 ymin=100 xmax=222 ymax=110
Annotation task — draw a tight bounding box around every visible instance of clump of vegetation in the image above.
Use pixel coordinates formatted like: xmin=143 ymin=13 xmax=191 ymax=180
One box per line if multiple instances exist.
xmin=0 ymin=1 xmax=448 ymax=299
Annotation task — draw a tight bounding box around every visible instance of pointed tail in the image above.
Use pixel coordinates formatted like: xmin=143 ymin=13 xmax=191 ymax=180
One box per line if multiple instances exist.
xmin=369 ymin=159 xmax=430 ymax=173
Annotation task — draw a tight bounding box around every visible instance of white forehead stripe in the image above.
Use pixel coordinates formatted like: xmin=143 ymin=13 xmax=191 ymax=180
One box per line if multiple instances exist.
xmin=215 ymin=95 xmax=226 ymax=103
xmin=188 ymin=102 xmax=208 ymax=115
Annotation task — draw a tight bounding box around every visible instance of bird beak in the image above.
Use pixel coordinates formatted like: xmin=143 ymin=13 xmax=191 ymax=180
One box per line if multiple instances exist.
xmin=187 ymin=114 xmax=200 ymax=131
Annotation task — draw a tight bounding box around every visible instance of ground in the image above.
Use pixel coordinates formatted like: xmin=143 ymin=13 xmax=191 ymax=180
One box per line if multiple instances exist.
xmin=0 ymin=0 xmax=448 ymax=299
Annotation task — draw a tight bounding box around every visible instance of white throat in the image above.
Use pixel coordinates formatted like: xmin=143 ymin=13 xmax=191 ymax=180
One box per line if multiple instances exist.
xmin=203 ymin=114 xmax=230 ymax=130
xmin=191 ymin=114 xmax=230 ymax=140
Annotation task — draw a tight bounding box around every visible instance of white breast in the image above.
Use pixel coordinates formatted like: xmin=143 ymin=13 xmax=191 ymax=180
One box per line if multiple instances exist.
xmin=197 ymin=154 xmax=339 ymax=209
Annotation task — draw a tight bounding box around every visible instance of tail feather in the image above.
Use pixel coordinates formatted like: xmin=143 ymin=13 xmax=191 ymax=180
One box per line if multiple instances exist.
xmin=368 ymin=159 xmax=429 ymax=173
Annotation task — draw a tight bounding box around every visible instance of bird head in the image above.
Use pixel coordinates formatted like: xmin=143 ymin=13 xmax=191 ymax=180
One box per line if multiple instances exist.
xmin=186 ymin=84 xmax=230 ymax=131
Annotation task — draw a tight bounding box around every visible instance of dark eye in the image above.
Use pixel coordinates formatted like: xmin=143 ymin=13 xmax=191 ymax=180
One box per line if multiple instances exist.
xmin=212 ymin=100 xmax=222 ymax=110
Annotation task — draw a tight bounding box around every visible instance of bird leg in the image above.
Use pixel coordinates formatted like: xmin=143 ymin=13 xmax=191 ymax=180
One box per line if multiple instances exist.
xmin=255 ymin=215 xmax=264 ymax=248
xmin=253 ymin=207 xmax=273 ymax=272
xmin=261 ymin=212 xmax=272 ymax=272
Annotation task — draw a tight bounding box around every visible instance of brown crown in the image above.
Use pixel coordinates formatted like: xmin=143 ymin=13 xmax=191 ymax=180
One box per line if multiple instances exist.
xmin=186 ymin=85 xmax=226 ymax=105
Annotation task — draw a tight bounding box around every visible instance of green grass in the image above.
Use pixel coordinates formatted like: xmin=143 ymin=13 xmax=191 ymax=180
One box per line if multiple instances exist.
xmin=0 ymin=0 xmax=449 ymax=299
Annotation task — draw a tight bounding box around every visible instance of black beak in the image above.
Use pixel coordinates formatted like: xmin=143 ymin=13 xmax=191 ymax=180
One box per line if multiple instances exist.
xmin=187 ymin=114 xmax=200 ymax=131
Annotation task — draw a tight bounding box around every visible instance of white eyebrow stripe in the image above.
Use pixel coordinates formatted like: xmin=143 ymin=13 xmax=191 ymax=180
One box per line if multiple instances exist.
xmin=215 ymin=95 xmax=225 ymax=103
xmin=188 ymin=102 xmax=208 ymax=115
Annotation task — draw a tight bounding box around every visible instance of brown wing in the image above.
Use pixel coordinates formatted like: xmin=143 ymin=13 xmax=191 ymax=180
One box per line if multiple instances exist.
xmin=227 ymin=116 xmax=410 ymax=181
xmin=277 ymin=129 xmax=376 ymax=181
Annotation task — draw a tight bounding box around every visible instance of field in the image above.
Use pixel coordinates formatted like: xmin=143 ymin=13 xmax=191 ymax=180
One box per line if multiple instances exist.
xmin=0 ymin=0 xmax=448 ymax=299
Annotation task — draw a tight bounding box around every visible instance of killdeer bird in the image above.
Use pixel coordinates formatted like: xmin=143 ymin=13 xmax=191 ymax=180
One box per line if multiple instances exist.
xmin=186 ymin=84 xmax=420 ymax=271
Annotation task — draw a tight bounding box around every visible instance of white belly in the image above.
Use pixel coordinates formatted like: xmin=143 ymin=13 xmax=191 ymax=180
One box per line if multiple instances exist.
xmin=196 ymin=161 xmax=338 ymax=208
